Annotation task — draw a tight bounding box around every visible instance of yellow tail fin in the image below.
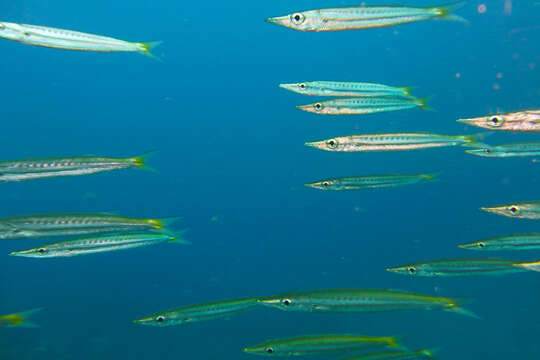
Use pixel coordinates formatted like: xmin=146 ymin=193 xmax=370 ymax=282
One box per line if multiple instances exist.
xmin=130 ymin=151 xmax=158 ymax=172
xmin=139 ymin=41 xmax=163 ymax=61
xmin=514 ymin=260 xmax=540 ymax=272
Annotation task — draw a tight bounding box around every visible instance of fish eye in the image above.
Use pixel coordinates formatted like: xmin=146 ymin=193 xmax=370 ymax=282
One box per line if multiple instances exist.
xmin=408 ymin=266 xmax=416 ymax=274
xmin=488 ymin=115 xmax=504 ymax=127
xmin=314 ymin=103 xmax=323 ymax=111
xmin=155 ymin=315 xmax=166 ymax=322
xmin=484 ymin=148 xmax=492 ymax=153
xmin=290 ymin=13 xmax=305 ymax=25
xmin=508 ymin=206 xmax=520 ymax=215
xmin=37 ymin=248 xmax=46 ymax=254
xmin=322 ymin=181 xmax=330 ymax=187
xmin=298 ymin=83 xmax=306 ymax=89
xmin=477 ymin=242 xmax=486 ymax=248
xmin=326 ymin=139 xmax=338 ymax=149
xmin=266 ymin=348 xmax=274 ymax=354
xmin=282 ymin=298 xmax=292 ymax=306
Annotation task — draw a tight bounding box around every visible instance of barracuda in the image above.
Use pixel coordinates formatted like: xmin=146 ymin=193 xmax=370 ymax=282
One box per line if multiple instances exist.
xmin=304 ymin=174 xmax=436 ymax=191
xmin=279 ymin=81 xmax=413 ymax=98
xmin=459 ymin=234 xmax=540 ymax=251
xmin=297 ymin=97 xmax=429 ymax=115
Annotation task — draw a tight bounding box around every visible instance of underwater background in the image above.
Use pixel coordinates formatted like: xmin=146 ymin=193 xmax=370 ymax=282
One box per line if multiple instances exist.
xmin=0 ymin=0 xmax=539 ymax=359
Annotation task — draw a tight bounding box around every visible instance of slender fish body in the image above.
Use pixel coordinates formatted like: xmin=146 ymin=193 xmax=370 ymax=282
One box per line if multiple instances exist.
xmin=0 ymin=308 xmax=42 ymax=328
xmin=480 ymin=202 xmax=540 ymax=220
xmin=338 ymin=349 xmax=435 ymax=360
xmin=466 ymin=143 xmax=540 ymax=157
xmin=258 ymin=289 xmax=476 ymax=317
xmin=9 ymin=232 xmax=187 ymax=258
xmin=0 ymin=154 xmax=152 ymax=182
xmin=0 ymin=22 xmax=161 ymax=57
xmin=458 ymin=110 xmax=540 ymax=132
xmin=458 ymin=234 xmax=540 ymax=251
xmin=279 ymin=82 xmax=412 ymax=98
xmin=134 ymin=297 xmax=260 ymax=326
xmin=297 ymin=97 xmax=428 ymax=115
xmin=0 ymin=213 xmax=177 ymax=239
xmin=305 ymin=174 xmax=436 ymax=191
xmin=386 ymin=258 xmax=540 ymax=277
xmin=266 ymin=3 xmax=466 ymax=32
xmin=243 ymin=334 xmax=401 ymax=356
xmin=304 ymin=133 xmax=477 ymax=152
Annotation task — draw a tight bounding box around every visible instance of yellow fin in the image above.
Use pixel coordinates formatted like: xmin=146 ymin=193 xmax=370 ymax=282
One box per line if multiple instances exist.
xmin=514 ymin=260 xmax=540 ymax=272
xmin=139 ymin=41 xmax=163 ymax=61
xmin=129 ymin=151 xmax=158 ymax=173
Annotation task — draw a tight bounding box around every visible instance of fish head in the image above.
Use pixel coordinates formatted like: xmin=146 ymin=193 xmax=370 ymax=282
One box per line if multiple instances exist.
xmin=133 ymin=313 xmax=178 ymax=327
xmin=257 ymin=295 xmax=305 ymax=312
xmin=457 ymin=241 xmax=488 ymax=250
xmin=457 ymin=115 xmax=506 ymax=130
xmin=304 ymin=179 xmax=338 ymax=190
xmin=480 ymin=203 xmax=530 ymax=219
xmin=464 ymin=146 xmax=500 ymax=157
xmin=304 ymin=137 xmax=344 ymax=152
xmin=386 ymin=264 xmax=424 ymax=276
xmin=243 ymin=341 xmax=280 ymax=356
xmin=9 ymin=246 xmax=55 ymax=258
xmin=296 ymin=101 xmax=334 ymax=115
xmin=0 ymin=22 xmax=27 ymax=41
xmin=279 ymin=82 xmax=311 ymax=95
xmin=266 ymin=11 xmax=323 ymax=31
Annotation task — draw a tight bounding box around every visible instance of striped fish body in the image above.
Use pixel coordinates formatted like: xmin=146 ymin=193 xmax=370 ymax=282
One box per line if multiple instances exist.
xmin=305 ymin=174 xmax=435 ymax=191
xmin=0 ymin=156 xmax=141 ymax=182
xmin=0 ymin=22 xmax=143 ymax=52
xmin=481 ymin=202 xmax=540 ymax=220
xmin=388 ymin=259 xmax=523 ymax=277
xmin=258 ymin=289 xmax=460 ymax=314
xmin=279 ymin=82 xmax=411 ymax=98
xmin=467 ymin=143 xmax=540 ymax=157
xmin=459 ymin=234 xmax=540 ymax=251
xmin=0 ymin=213 xmax=164 ymax=239
xmin=341 ymin=350 xmax=434 ymax=360
xmin=134 ymin=297 xmax=259 ymax=326
xmin=297 ymin=97 xmax=424 ymax=115
xmin=266 ymin=3 xmax=464 ymax=32
xmin=305 ymin=133 xmax=472 ymax=152
xmin=458 ymin=110 xmax=540 ymax=132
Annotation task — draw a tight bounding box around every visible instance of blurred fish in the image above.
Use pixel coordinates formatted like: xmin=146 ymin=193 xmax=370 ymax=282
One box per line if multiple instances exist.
xmin=305 ymin=133 xmax=479 ymax=152
xmin=0 ymin=308 xmax=42 ymax=328
xmin=465 ymin=142 xmax=540 ymax=157
xmin=458 ymin=234 xmax=540 ymax=251
xmin=338 ymin=349 xmax=435 ymax=360
xmin=243 ymin=334 xmax=401 ymax=356
xmin=457 ymin=110 xmax=540 ymax=132
xmin=0 ymin=22 xmax=161 ymax=58
xmin=266 ymin=2 xmax=466 ymax=32
xmin=305 ymin=174 xmax=436 ymax=191
xmin=10 ymin=232 xmax=188 ymax=258
xmin=0 ymin=153 xmax=155 ymax=183
xmin=0 ymin=213 xmax=179 ymax=239
xmin=480 ymin=202 xmax=540 ymax=219
xmin=279 ymin=82 xmax=413 ymax=98
xmin=134 ymin=297 xmax=259 ymax=326
xmin=387 ymin=258 xmax=540 ymax=277
xmin=258 ymin=289 xmax=477 ymax=318
xmin=297 ymin=97 xmax=429 ymax=115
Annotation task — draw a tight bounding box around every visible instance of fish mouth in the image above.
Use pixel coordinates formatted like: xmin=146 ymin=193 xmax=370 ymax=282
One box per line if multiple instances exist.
xmin=303 ymin=141 xmax=316 ymax=148
xmin=385 ymin=267 xmax=400 ymax=273
xmin=257 ymin=298 xmax=281 ymax=305
xmin=265 ymin=17 xmax=279 ymax=24
xmin=278 ymin=83 xmax=296 ymax=91
xmin=456 ymin=118 xmax=475 ymax=125
xmin=480 ymin=206 xmax=500 ymax=215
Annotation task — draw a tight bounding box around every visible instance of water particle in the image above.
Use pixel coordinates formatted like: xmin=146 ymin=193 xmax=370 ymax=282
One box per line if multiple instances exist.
xmin=477 ymin=4 xmax=487 ymax=14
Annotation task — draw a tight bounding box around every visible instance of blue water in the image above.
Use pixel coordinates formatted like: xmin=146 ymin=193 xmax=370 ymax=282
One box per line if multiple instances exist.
xmin=0 ymin=0 xmax=539 ymax=358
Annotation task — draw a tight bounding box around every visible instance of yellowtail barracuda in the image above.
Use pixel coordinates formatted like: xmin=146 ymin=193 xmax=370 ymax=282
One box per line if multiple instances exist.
xmin=0 ymin=213 xmax=179 ymax=239
xmin=305 ymin=133 xmax=479 ymax=152
xmin=387 ymin=258 xmax=540 ymax=277
xmin=0 ymin=22 xmax=161 ymax=58
xmin=0 ymin=308 xmax=42 ymax=328
xmin=0 ymin=153 xmax=153 ymax=183
xmin=243 ymin=334 xmax=401 ymax=356
xmin=297 ymin=97 xmax=428 ymax=115
xmin=258 ymin=289 xmax=477 ymax=318
xmin=279 ymin=82 xmax=413 ymax=98
xmin=458 ymin=110 xmax=540 ymax=132
xmin=465 ymin=142 xmax=540 ymax=157
xmin=266 ymin=2 xmax=466 ymax=32
xmin=481 ymin=202 xmax=540 ymax=219
xmin=458 ymin=234 xmax=540 ymax=251
xmin=305 ymin=174 xmax=436 ymax=191
xmin=134 ymin=297 xmax=259 ymax=326
xmin=9 ymin=232 xmax=188 ymax=258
